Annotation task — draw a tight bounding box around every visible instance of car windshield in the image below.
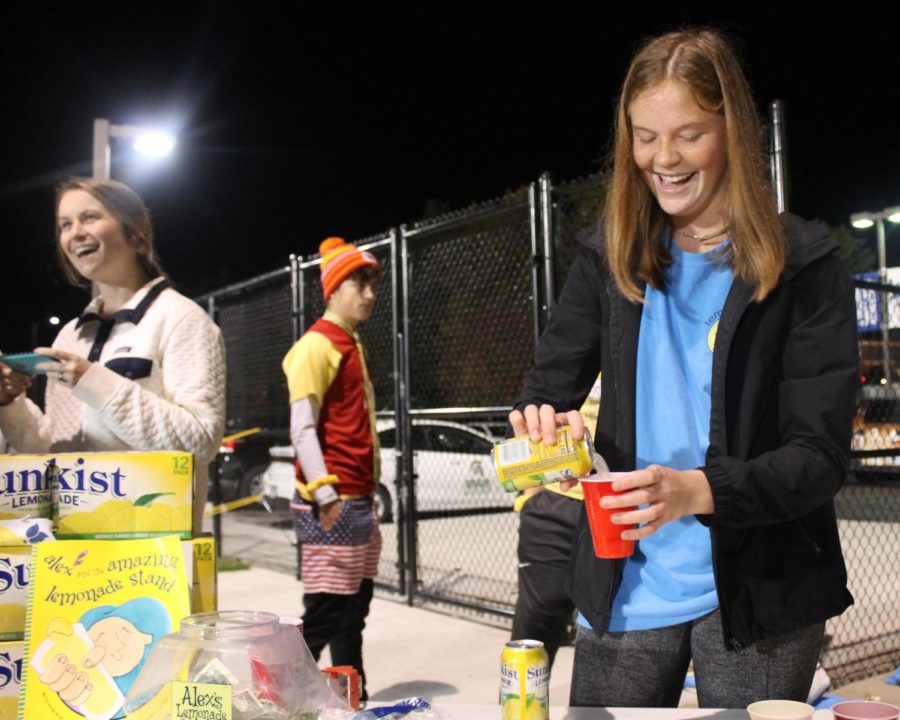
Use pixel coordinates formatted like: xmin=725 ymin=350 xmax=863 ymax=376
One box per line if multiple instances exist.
xmin=378 ymin=426 xmax=431 ymax=450
xmin=429 ymin=427 xmax=492 ymax=454
xmin=378 ymin=424 xmax=492 ymax=453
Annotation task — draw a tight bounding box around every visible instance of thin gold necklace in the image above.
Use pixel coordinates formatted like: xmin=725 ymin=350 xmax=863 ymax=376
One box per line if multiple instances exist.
xmin=677 ymin=226 xmax=729 ymax=242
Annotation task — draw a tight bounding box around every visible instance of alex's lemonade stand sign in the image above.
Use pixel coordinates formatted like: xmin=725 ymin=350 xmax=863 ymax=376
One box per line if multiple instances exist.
xmin=20 ymin=535 xmax=191 ymax=720
xmin=0 ymin=453 xmax=193 ymax=539
xmin=171 ymin=680 xmax=231 ymax=720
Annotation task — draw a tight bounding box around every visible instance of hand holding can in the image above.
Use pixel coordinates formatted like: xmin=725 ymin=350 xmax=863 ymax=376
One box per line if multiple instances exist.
xmin=492 ymin=426 xmax=602 ymax=492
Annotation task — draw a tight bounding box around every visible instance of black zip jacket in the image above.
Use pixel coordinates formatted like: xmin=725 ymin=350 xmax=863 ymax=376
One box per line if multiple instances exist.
xmin=515 ymin=214 xmax=857 ymax=649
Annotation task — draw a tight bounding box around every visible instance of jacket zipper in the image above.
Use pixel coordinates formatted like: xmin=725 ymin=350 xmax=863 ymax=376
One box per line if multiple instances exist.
xmin=707 ymin=280 xmax=755 ymax=652
xmin=709 ymin=527 xmax=743 ymax=650
xmin=797 ymin=517 xmax=823 ymax=557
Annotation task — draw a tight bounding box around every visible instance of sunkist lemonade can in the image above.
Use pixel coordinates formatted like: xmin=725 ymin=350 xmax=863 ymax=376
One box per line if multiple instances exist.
xmin=500 ymin=639 xmax=549 ymax=720
xmin=492 ymin=425 xmax=607 ymax=492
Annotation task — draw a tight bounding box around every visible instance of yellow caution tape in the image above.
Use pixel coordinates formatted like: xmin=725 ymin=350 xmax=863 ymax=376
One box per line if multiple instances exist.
xmin=221 ymin=427 xmax=263 ymax=444
xmin=205 ymin=493 xmax=264 ymax=517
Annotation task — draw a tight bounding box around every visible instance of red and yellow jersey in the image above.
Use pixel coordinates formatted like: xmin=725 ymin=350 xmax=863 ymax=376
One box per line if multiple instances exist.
xmin=282 ymin=311 xmax=379 ymax=497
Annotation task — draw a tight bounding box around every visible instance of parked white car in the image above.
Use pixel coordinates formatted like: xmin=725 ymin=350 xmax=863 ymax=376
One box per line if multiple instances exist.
xmin=260 ymin=419 xmax=512 ymax=521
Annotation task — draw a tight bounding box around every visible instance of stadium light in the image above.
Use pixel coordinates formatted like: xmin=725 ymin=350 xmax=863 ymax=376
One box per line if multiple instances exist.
xmin=92 ymin=118 xmax=177 ymax=179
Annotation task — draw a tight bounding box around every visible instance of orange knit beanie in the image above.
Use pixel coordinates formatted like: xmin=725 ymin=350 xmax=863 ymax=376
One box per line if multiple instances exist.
xmin=319 ymin=237 xmax=380 ymax=300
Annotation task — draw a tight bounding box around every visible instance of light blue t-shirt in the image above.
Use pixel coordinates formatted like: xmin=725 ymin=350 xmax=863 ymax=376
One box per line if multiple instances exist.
xmin=586 ymin=234 xmax=733 ymax=632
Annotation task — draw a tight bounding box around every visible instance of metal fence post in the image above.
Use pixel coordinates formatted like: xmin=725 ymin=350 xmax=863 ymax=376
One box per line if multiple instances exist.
xmin=768 ymin=100 xmax=790 ymax=214
xmin=389 ymin=227 xmax=408 ymax=597
xmin=206 ymin=294 xmax=223 ymax=558
xmin=398 ymin=224 xmax=417 ymax=605
xmin=528 ymin=182 xmax=543 ymax=340
xmin=539 ymin=171 xmax=555 ymax=322
xmin=290 ymin=253 xmax=304 ymax=341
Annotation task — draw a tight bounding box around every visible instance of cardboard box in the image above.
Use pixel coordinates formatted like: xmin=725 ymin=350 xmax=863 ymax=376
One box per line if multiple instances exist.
xmin=0 ymin=456 xmax=52 ymax=521
xmin=182 ymin=535 xmax=217 ymax=614
xmin=0 ymin=640 xmax=23 ymax=720
xmin=0 ymin=547 xmax=31 ymax=641
xmin=0 ymin=452 xmax=194 ymax=540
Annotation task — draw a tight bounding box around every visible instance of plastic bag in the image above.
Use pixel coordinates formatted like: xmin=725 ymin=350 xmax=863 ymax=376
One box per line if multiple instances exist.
xmin=318 ymin=697 xmax=454 ymax=720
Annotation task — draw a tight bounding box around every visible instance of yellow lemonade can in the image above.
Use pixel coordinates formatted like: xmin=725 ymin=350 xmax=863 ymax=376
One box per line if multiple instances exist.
xmin=493 ymin=426 xmax=606 ymax=492
xmin=0 ymin=640 xmax=23 ymax=720
xmin=500 ymin=639 xmax=549 ymax=720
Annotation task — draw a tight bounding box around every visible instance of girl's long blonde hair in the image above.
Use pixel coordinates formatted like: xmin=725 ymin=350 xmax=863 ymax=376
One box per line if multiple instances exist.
xmin=605 ymin=29 xmax=785 ymax=303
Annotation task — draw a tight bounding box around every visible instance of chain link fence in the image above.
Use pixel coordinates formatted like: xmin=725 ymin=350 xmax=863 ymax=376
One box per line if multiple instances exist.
xmin=397 ymin=191 xmax=536 ymax=612
xmin=551 ymin=173 xmax=606 ymax=296
xmin=822 ymin=280 xmax=900 ymax=684
xmin=200 ymin=268 xmax=294 ymax=435
xmin=200 ymin=173 xmax=899 ymax=687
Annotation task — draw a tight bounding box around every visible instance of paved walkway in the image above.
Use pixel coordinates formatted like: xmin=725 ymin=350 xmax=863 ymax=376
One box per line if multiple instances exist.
xmin=217 ymin=564 xmax=575 ymax=705
xmin=207 ymin=507 xmax=575 ymax=705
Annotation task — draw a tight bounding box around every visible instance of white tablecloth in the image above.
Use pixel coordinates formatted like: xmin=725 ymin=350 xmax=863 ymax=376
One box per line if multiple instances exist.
xmin=428 ymin=706 xmax=834 ymax=719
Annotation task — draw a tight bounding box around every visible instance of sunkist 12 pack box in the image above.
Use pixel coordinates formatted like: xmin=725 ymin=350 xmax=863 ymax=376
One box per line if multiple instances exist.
xmin=183 ymin=535 xmax=217 ymax=615
xmin=0 ymin=452 xmax=193 ymax=540
xmin=0 ymin=639 xmax=23 ymax=720
xmin=0 ymin=519 xmax=54 ymax=643
xmin=0 ymin=548 xmax=31 ymax=643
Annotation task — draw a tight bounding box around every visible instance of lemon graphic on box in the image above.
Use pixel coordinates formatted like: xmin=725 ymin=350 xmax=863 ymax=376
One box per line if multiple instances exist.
xmin=57 ymin=494 xmax=192 ymax=539
xmin=0 ymin=517 xmax=53 ymax=545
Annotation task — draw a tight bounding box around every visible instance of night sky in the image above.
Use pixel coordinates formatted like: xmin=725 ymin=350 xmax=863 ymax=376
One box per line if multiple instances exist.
xmin=3 ymin=2 xmax=899 ymax=350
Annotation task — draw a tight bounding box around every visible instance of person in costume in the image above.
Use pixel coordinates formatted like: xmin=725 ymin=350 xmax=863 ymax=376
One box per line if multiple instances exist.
xmin=282 ymin=236 xmax=383 ymax=699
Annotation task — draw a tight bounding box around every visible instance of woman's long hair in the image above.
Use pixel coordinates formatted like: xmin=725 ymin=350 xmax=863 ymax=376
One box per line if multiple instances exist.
xmin=604 ymin=29 xmax=785 ymax=303
xmin=55 ymin=177 xmax=166 ymax=286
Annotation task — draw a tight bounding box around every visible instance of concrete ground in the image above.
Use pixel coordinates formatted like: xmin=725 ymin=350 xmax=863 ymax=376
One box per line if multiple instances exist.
xmin=217 ymin=565 xmax=574 ymax=705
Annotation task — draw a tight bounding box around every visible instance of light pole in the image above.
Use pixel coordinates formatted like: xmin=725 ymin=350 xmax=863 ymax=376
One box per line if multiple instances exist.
xmin=851 ymin=206 xmax=900 ymax=385
xmin=30 ymin=316 xmax=61 ymax=349
xmin=92 ymin=118 xmax=176 ymax=179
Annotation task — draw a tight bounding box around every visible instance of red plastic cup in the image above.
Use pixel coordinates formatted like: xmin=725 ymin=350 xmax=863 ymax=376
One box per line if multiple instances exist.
xmin=580 ymin=473 xmax=636 ymax=558
xmin=832 ymin=701 xmax=900 ymax=720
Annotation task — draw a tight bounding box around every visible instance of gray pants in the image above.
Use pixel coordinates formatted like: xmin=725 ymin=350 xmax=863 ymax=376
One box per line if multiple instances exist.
xmin=570 ymin=609 xmax=824 ymax=708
